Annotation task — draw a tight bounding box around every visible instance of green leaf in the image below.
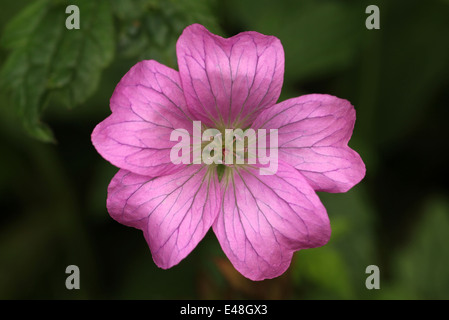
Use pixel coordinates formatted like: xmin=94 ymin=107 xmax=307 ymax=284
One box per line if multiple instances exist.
xmin=357 ymin=0 xmax=449 ymax=146
xmin=0 ymin=0 xmax=114 ymax=142
xmin=293 ymin=245 xmax=354 ymax=299
xmin=113 ymin=0 xmax=222 ymax=67
xmin=384 ymin=197 xmax=449 ymax=299
xmin=299 ymin=186 xmax=377 ymax=299
xmin=225 ymin=0 xmax=364 ymax=82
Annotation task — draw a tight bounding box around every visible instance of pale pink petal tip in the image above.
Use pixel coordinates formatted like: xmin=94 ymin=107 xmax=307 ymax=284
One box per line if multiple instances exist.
xmin=176 ymin=23 xmax=285 ymax=128
xmin=253 ymin=93 xmax=366 ymax=193
xmin=107 ymin=166 xmax=220 ymax=269
xmin=213 ymin=162 xmax=331 ymax=281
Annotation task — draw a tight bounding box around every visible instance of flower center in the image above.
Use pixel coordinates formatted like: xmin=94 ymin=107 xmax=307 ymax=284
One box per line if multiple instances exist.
xmin=200 ymin=128 xmax=254 ymax=167
xmin=170 ymin=120 xmax=278 ymax=178
xmin=199 ymin=126 xmax=257 ymax=183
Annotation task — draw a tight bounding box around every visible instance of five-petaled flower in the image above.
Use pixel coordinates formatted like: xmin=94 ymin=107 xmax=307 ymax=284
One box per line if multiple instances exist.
xmin=91 ymin=24 xmax=365 ymax=281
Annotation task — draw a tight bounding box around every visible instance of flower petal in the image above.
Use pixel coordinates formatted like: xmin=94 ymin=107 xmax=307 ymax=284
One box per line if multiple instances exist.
xmin=107 ymin=166 xmax=220 ymax=269
xmin=213 ymin=162 xmax=330 ymax=281
xmin=92 ymin=60 xmax=192 ymax=177
xmin=253 ymin=94 xmax=366 ymax=193
xmin=176 ymin=24 xmax=284 ymax=128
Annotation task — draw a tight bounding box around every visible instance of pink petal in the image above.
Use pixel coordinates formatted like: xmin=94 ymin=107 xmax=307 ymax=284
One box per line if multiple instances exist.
xmin=176 ymin=24 xmax=284 ymax=128
xmin=252 ymin=94 xmax=366 ymax=193
xmin=107 ymin=166 xmax=220 ymax=269
xmin=92 ymin=60 xmax=192 ymax=177
xmin=213 ymin=162 xmax=330 ymax=281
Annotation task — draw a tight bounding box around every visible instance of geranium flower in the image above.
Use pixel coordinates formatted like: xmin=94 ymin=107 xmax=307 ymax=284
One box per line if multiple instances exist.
xmin=91 ymin=24 xmax=365 ymax=281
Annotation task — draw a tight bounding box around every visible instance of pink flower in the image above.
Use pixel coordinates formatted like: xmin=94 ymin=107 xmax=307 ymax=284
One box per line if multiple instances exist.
xmin=91 ymin=24 xmax=365 ymax=281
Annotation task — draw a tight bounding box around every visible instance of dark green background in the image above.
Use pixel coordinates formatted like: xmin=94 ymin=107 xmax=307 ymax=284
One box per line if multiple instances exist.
xmin=1 ymin=0 xmax=448 ymax=299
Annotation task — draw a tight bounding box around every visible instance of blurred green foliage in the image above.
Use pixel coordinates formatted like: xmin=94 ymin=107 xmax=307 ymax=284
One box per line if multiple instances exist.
xmin=1 ymin=0 xmax=448 ymax=299
xmin=1 ymin=0 xmax=114 ymax=142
